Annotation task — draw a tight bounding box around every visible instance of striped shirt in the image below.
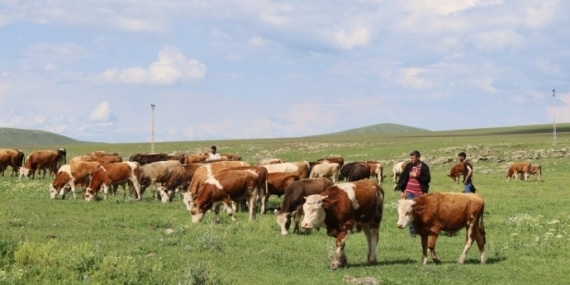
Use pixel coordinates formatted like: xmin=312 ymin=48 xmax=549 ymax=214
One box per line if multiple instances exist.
xmin=405 ymin=164 xmax=423 ymax=196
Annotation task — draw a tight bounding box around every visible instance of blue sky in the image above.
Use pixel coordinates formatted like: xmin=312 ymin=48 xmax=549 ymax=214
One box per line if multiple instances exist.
xmin=0 ymin=0 xmax=568 ymax=143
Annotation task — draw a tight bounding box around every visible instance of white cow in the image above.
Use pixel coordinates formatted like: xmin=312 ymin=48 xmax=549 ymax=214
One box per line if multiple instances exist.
xmin=309 ymin=161 xmax=340 ymax=183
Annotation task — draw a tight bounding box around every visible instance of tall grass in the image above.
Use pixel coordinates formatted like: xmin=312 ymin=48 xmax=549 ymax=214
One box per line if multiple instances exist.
xmin=0 ymin=129 xmax=569 ymax=284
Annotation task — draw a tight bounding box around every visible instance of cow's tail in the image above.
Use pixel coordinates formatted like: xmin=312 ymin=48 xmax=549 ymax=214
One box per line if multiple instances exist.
xmin=479 ymin=205 xmax=486 ymax=245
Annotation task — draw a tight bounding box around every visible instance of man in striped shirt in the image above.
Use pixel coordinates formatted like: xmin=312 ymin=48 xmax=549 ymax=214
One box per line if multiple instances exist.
xmin=396 ymin=150 xmax=431 ymax=237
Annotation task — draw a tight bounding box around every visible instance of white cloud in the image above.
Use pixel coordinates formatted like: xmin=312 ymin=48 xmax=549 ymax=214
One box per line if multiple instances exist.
xmin=93 ymin=47 xmax=206 ymax=85
xmin=90 ymin=102 xmax=112 ymax=122
xmin=469 ymin=30 xmax=526 ymax=51
xmin=333 ymin=26 xmax=371 ymax=50
xmin=250 ymin=36 xmax=270 ymax=47
xmin=396 ymin=67 xmax=433 ymax=89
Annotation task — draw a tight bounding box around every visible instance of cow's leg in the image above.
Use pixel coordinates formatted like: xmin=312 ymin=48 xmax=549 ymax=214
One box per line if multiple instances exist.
xmin=458 ymin=221 xmax=477 ymax=264
xmin=261 ymin=191 xmax=269 ymax=214
xmin=362 ymin=224 xmax=379 ymax=264
xmin=292 ymin=209 xmax=301 ymax=234
xmin=476 ymin=221 xmax=487 ymax=264
xmin=427 ymin=234 xmax=441 ymax=264
xmin=158 ymin=186 xmax=170 ymax=203
xmin=331 ymin=230 xmax=349 ymax=270
xmin=248 ymin=189 xmax=257 ymax=221
xmin=420 ymin=235 xmax=429 ymax=265
xmin=130 ymin=178 xmax=142 ymax=200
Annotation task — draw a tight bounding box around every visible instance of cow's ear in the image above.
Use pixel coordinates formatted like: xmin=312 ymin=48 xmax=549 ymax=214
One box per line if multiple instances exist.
xmin=412 ymin=203 xmax=424 ymax=213
xmin=323 ymin=199 xmax=338 ymax=208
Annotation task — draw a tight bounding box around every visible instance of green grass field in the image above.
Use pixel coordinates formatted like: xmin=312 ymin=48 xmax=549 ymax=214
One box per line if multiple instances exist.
xmin=1 ymin=126 xmax=569 ymax=284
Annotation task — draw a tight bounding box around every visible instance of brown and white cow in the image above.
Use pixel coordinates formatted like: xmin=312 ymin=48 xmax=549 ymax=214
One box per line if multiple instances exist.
xmin=396 ymin=192 xmax=486 ymax=265
xmin=506 ymin=162 xmax=532 ymax=181
xmin=129 ymin=153 xmax=170 ymax=166
xmin=392 ymin=161 xmax=408 ymax=184
xmin=262 ymin=161 xmax=310 ymax=179
xmin=139 ymin=160 xmax=181 ymax=202
xmin=317 ymin=156 xmax=345 ymax=168
xmin=447 ymin=163 xmax=463 ymax=184
xmin=188 ymin=169 xmax=263 ymax=223
xmin=84 ymin=162 xmax=141 ymax=201
xmin=274 ymin=177 xmax=334 ymax=235
xmin=70 ymin=153 xmax=123 ymax=165
xmin=364 ymin=160 xmax=386 ymax=184
xmin=21 ymin=149 xmax=66 ymax=179
xmin=262 ymin=171 xmax=300 ymax=213
xmin=309 ymin=161 xmax=340 ymax=183
xmin=183 ymin=161 xmax=249 ymax=210
xmin=0 ymin=148 xmax=25 ymax=177
xmin=258 ymin=158 xmax=283 ymax=165
xmin=301 ymin=179 xmax=384 ymax=269
xmin=49 ymin=161 xmax=100 ymax=199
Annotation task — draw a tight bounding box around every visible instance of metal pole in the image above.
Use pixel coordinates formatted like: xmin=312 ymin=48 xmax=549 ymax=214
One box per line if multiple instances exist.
xmin=151 ymin=104 xmax=156 ymax=153
xmin=552 ymin=89 xmax=556 ymax=146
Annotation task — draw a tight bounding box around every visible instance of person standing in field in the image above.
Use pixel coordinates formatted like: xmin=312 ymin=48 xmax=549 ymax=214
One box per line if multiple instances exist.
xmin=396 ymin=150 xmax=431 ymax=237
xmin=458 ymin=152 xmax=475 ymax=193
xmin=206 ymin=145 xmax=221 ymax=161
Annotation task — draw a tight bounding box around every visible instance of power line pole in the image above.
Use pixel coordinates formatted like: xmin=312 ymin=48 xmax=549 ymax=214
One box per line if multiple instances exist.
xmin=151 ymin=104 xmax=156 ymax=153
xmin=552 ymin=89 xmax=556 ymax=146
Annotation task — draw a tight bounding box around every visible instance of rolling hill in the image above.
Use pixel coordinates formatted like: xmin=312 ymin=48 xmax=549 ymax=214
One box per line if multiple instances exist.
xmin=0 ymin=127 xmax=86 ymax=147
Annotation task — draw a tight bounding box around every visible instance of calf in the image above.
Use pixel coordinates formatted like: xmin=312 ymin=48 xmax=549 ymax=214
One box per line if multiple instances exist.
xmin=84 ymin=162 xmax=141 ymax=201
xmin=301 ymin=179 xmax=384 ymax=270
xmin=49 ymin=161 xmax=100 ymax=199
xmin=392 ymin=161 xmax=408 ymax=184
xmin=525 ymin=164 xmax=542 ymax=181
xmin=274 ymin=177 xmax=334 ymax=235
xmin=188 ymin=169 xmax=263 ymax=223
xmin=396 ymin=192 xmax=486 ymax=265
xmin=506 ymin=162 xmax=532 ymax=181
xmin=447 ymin=163 xmax=463 ymax=184
xmin=364 ymin=160 xmax=386 ymax=184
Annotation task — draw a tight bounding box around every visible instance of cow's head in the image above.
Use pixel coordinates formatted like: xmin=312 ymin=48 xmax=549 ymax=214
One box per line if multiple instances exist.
xmin=19 ymin=167 xmax=30 ymax=179
xmin=274 ymin=209 xmax=296 ymax=236
xmin=158 ymin=186 xmax=174 ymax=203
xmin=84 ymin=188 xmax=96 ymax=201
xmin=301 ymin=195 xmax=328 ymax=230
xmin=49 ymin=184 xmax=59 ymax=199
xmin=396 ymin=199 xmax=416 ymax=229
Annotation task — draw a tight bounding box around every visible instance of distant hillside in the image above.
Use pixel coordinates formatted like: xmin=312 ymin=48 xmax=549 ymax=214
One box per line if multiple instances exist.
xmin=0 ymin=128 xmax=85 ymax=147
xmin=327 ymin=123 xmax=431 ymax=136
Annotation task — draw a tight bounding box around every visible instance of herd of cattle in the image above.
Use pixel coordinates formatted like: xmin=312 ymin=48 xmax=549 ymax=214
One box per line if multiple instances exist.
xmin=0 ymin=147 xmax=541 ymax=268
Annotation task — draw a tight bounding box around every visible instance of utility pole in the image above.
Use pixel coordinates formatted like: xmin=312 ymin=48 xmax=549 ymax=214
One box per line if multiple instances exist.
xmin=151 ymin=104 xmax=156 ymax=153
xmin=552 ymin=89 xmax=556 ymax=146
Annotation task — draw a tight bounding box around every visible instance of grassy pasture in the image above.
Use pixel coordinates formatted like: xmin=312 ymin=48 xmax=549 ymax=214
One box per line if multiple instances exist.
xmin=1 ymin=126 xmax=570 ymax=284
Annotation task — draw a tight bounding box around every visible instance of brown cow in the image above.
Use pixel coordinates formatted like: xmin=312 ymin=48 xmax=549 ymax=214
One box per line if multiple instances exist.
xmin=70 ymin=153 xmax=123 ymax=165
xmin=139 ymin=160 xmax=181 ymax=202
xmin=49 ymin=161 xmax=100 ymax=199
xmin=396 ymin=192 xmax=486 ymax=265
xmin=188 ymin=169 xmax=263 ymax=223
xmin=185 ymin=153 xmax=209 ymax=163
xmin=129 ymin=153 xmax=169 ymax=166
xmin=506 ymin=162 xmax=532 ymax=181
xmin=447 ymin=163 xmax=463 ymax=184
xmin=339 ymin=162 xmax=370 ymax=182
xmin=0 ymin=148 xmax=25 ymax=177
xmin=21 ymin=149 xmax=66 ymax=179
xmin=274 ymin=177 xmax=334 ymax=235
xmin=258 ymin=158 xmax=283 ymax=165
xmin=262 ymin=171 xmax=300 ymax=213
xmin=524 ymin=164 xmax=542 ymax=181
xmin=309 ymin=161 xmax=340 ymax=183
xmin=156 ymin=163 xmax=205 ymax=202
xmin=301 ymin=179 xmax=384 ymax=269
xmin=84 ymin=162 xmax=141 ymax=201
xmin=317 ymin=156 xmax=345 ymax=168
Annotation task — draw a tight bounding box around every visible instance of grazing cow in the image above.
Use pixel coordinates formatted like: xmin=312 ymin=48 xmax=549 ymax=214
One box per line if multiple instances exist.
xmin=139 ymin=160 xmax=181 ymax=202
xmin=396 ymin=192 xmax=486 ymax=265
xmin=317 ymin=156 xmax=345 ymax=168
xmin=339 ymin=162 xmax=370 ymax=182
xmin=220 ymin=153 xmax=242 ymax=161
xmin=274 ymin=177 xmax=334 ymax=235
xmin=506 ymin=162 xmax=532 ymax=181
xmin=301 ymin=179 xmax=384 ymax=270
xmin=364 ymin=160 xmax=386 ymax=184
xmin=262 ymin=171 xmax=300 ymax=213
xmin=309 ymin=161 xmax=340 ymax=183
xmin=185 ymin=153 xmax=208 ymax=163
xmin=184 ymin=161 xmax=249 ymax=209
xmin=84 ymin=162 xmax=141 ymax=201
xmin=258 ymin=158 xmax=283 ymax=165
xmin=524 ymin=164 xmax=542 ymax=181
xmin=392 ymin=161 xmax=408 ymax=184
xmin=188 ymin=169 xmax=263 ymax=223
xmin=21 ymin=149 xmax=66 ymax=179
xmin=49 ymin=161 xmax=100 ymax=199
xmin=262 ymin=161 xmax=310 ymax=179
xmin=129 ymin=153 xmax=169 ymax=166
xmin=0 ymin=148 xmax=25 ymax=177
xmin=447 ymin=163 xmax=464 ymax=184
xmin=156 ymin=163 xmax=205 ymax=201
xmin=70 ymin=153 xmax=123 ymax=165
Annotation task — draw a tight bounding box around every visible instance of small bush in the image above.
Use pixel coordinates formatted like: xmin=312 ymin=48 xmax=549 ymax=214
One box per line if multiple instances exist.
xmin=184 ymin=263 xmax=224 ymax=285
